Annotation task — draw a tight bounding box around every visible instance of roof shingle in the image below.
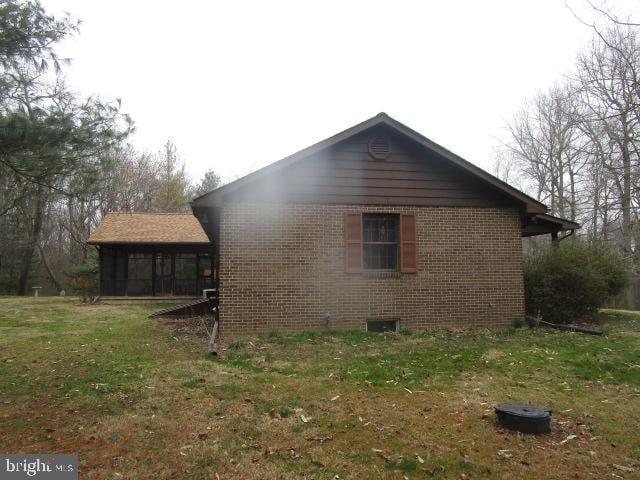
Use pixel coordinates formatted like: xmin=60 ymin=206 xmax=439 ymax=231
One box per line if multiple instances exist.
xmin=87 ymin=213 xmax=210 ymax=245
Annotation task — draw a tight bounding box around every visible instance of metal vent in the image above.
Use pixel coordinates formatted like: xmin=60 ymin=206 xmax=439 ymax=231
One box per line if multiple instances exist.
xmin=368 ymin=137 xmax=390 ymax=160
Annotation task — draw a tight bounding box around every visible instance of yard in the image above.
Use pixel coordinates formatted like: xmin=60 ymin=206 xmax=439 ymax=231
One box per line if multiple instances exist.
xmin=0 ymin=298 xmax=639 ymax=479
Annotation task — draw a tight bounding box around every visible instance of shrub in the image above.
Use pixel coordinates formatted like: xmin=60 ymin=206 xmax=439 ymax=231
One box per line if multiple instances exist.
xmin=64 ymin=262 xmax=98 ymax=301
xmin=524 ymin=240 xmax=629 ymax=323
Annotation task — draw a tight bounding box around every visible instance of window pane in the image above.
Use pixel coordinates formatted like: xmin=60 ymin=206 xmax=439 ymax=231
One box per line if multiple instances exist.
xmin=363 ymin=215 xmax=397 ymax=242
xmin=363 ymin=244 xmax=398 ymax=270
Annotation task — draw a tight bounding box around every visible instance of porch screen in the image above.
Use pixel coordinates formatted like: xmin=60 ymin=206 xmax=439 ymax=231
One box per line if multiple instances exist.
xmin=175 ymin=254 xmax=197 ymax=295
xmin=127 ymin=253 xmax=152 ymax=295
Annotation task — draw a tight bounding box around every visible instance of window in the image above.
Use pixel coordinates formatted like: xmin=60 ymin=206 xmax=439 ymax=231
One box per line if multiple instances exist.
xmin=363 ymin=213 xmax=399 ymax=270
xmin=344 ymin=212 xmax=417 ymax=274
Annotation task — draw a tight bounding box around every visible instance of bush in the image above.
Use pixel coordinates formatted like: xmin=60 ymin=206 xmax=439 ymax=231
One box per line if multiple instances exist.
xmin=524 ymin=240 xmax=629 ymax=323
xmin=64 ymin=262 xmax=98 ymax=301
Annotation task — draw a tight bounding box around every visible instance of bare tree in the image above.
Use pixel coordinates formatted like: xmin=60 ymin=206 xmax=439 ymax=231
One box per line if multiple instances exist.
xmin=576 ymin=26 xmax=640 ymax=259
xmin=502 ymin=84 xmax=587 ymax=222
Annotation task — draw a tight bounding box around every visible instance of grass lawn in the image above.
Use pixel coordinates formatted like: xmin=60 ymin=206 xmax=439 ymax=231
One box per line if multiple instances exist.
xmin=1 ymin=298 xmax=639 ymax=479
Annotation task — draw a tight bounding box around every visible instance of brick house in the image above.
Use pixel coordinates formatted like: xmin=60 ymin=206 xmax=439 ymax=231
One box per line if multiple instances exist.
xmin=188 ymin=113 xmax=578 ymax=337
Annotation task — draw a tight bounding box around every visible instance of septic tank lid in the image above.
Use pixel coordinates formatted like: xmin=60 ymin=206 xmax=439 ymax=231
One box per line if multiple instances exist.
xmin=495 ymin=403 xmax=552 ymax=434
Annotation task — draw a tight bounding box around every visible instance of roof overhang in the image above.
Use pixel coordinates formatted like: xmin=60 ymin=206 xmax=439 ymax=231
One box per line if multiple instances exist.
xmin=522 ymin=213 xmax=580 ymax=237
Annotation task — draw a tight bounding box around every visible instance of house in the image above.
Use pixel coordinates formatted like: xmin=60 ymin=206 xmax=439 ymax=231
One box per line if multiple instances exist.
xmin=90 ymin=113 xmax=578 ymax=337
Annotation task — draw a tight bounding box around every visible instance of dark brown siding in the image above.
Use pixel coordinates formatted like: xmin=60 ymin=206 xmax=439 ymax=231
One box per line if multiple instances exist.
xmin=224 ymin=126 xmax=520 ymax=208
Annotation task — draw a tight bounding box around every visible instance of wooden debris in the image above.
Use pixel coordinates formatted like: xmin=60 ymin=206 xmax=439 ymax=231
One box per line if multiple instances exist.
xmin=612 ymin=464 xmax=635 ymax=473
xmin=372 ymin=448 xmax=390 ymax=461
xmin=300 ymin=414 xmax=311 ymax=423
xmin=558 ymin=434 xmax=577 ymax=445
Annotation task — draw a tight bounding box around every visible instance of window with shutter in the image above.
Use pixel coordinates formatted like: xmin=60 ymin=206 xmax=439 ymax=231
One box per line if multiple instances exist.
xmin=400 ymin=214 xmax=418 ymax=273
xmin=345 ymin=212 xmax=418 ymax=274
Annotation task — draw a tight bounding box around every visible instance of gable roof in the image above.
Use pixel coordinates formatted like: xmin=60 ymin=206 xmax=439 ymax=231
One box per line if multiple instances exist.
xmin=87 ymin=213 xmax=211 ymax=245
xmin=192 ymin=112 xmax=548 ymax=213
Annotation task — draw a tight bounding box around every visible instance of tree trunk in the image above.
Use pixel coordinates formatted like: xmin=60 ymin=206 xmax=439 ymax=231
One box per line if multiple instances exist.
xmin=17 ymin=193 xmax=46 ymax=295
xmin=37 ymin=243 xmax=62 ymax=294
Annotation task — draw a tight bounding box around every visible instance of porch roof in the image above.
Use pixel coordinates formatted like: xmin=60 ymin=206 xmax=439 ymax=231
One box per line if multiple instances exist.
xmin=87 ymin=212 xmax=211 ymax=245
xmin=522 ymin=213 xmax=580 ymax=237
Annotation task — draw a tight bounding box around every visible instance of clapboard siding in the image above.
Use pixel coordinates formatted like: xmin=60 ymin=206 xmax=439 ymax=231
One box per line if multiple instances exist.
xmin=294 ymin=177 xmax=481 ymax=190
xmin=270 ymin=194 xmax=510 ymax=207
xmin=224 ymin=126 xmax=519 ymax=208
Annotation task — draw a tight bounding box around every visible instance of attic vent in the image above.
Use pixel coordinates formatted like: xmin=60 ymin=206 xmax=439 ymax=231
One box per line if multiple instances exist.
xmin=368 ymin=137 xmax=390 ymax=160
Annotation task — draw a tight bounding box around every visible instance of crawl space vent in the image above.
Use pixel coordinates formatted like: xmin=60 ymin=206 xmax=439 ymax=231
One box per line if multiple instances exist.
xmin=368 ymin=137 xmax=390 ymax=160
xmin=367 ymin=319 xmax=398 ymax=333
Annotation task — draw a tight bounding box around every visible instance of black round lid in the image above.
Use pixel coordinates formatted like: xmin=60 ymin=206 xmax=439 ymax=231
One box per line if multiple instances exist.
xmin=495 ymin=403 xmax=551 ymax=418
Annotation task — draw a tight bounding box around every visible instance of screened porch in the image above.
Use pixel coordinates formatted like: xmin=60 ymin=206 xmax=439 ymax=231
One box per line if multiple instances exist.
xmin=98 ymin=245 xmax=214 ymax=297
xmin=87 ymin=212 xmax=215 ymax=298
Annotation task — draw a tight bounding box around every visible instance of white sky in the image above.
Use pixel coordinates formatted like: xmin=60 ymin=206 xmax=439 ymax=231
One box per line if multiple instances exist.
xmin=42 ymin=0 xmax=639 ymax=184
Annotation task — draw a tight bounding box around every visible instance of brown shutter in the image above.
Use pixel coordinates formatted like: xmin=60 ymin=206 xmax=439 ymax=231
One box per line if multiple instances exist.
xmin=400 ymin=214 xmax=418 ymax=273
xmin=345 ymin=213 xmax=363 ymax=273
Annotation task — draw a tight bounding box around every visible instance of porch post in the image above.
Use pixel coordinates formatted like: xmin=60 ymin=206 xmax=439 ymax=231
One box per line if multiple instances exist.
xmin=151 ymin=249 xmax=156 ymax=296
xmin=98 ymin=247 xmax=103 ymax=296
xmin=171 ymin=253 xmax=176 ymax=295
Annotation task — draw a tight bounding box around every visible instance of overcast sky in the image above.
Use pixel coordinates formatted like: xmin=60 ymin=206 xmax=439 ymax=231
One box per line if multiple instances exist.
xmin=42 ymin=0 xmax=639 ymax=184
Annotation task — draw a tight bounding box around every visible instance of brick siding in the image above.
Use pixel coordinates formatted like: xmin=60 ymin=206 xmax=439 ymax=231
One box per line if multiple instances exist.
xmin=218 ymin=204 xmax=525 ymax=338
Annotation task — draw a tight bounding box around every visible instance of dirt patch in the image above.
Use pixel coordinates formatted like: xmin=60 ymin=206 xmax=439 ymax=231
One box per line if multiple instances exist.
xmin=157 ymin=316 xmax=212 ymax=337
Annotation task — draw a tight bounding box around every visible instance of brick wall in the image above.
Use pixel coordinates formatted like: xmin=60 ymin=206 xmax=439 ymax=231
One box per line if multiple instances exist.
xmin=218 ymin=204 xmax=525 ymax=338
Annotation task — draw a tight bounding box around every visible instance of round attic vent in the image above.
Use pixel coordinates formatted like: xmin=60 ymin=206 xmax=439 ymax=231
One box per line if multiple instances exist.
xmin=368 ymin=137 xmax=390 ymax=160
